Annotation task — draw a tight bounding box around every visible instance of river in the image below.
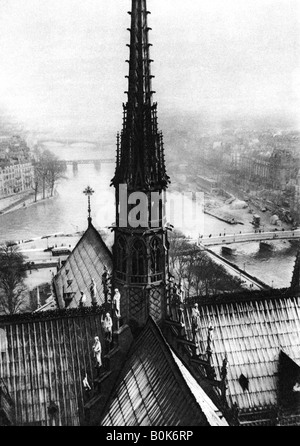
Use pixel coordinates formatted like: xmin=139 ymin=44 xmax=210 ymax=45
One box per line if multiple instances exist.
xmin=0 ymin=143 xmax=298 ymax=289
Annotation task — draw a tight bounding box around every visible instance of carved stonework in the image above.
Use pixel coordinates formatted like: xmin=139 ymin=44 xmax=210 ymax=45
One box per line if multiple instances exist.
xmin=111 ymin=0 xmax=170 ymax=328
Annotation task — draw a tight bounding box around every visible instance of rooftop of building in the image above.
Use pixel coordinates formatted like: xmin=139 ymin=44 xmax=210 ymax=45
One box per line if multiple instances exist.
xmin=100 ymin=317 xmax=228 ymax=426
xmin=168 ymin=287 xmax=300 ymax=422
xmin=52 ymin=222 xmax=113 ymax=309
xmin=0 ymin=306 xmax=107 ymax=425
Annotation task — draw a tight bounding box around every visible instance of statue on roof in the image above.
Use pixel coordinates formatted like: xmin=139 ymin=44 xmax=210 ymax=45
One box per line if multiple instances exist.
xmin=191 ymin=303 xmax=201 ymax=330
xmin=191 ymin=303 xmax=201 ymax=349
xmin=79 ymin=290 xmax=87 ymax=308
xmin=90 ymin=278 xmax=98 ymax=306
xmin=92 ymin=336 xmax=102 ymax=368
xmin=113 ymin=288 xmax=121 ymax=318
xmin=102 ymin=312 xmax=113 ymax=345
xmin=83 ymin=373 xmax=92 ymax=392
xmin=102 ymin=266 xmax=111 ymax=305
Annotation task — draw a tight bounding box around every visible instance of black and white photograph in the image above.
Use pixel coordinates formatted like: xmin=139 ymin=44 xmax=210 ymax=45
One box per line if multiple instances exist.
xmin=0 ymin=0 xmax=299 ymax=429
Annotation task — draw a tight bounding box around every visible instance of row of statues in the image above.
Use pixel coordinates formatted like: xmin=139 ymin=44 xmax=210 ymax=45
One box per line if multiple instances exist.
xmin=82 ymin=308 xmax=116 ymax=391
xmin=78 ymin=276 xmax=121 ymax=319
xmin=83 ymin=313 xmax=113 ymax=392
xmin=92 ymin=312 xmax=114 ymax=368
xmin=168 ymin=279 xmax=215 ymax=357
xmin=168 ymin=277 xmax=213 ymax=336
xmin=80 ymin=269 xmax=122 ymax=388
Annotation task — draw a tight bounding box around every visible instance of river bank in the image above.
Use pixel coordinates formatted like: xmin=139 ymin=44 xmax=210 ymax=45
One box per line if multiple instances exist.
xmin=170 ymin=172 xmax=293 ymax=235
xmin=0 ymin=190 xmax=56 ymax=216
xmin=0 ymin=190 xmax=34 ymax=213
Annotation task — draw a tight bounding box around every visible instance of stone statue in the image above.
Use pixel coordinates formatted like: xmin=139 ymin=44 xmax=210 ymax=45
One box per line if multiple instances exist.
xmin=102 ymin=266 xmax=111 ymax=304
xmin=90 ymin=278 xmax=97 ymax=305
xmin=113 ymin=288 xmax=121 ymax=318
xmin=102 ymin=313 xmax=113 ymax=343
xmin=191 ymin=303 xmax=201 ymax=331
xmin=92 ymin=336 xmax=102 ymax=368
xmin=83 ymin=373 xmax=91 ymax=391
xmin=79 ymin=291 xmax=87 ymax=308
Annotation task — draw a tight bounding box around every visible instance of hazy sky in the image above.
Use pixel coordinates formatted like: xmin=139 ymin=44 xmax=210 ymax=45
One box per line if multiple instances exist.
xmin=0 ymin=0 xmax=299 ymax=139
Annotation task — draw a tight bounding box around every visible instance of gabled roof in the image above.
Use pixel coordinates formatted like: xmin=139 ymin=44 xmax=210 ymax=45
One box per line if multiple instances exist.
xmin=100 ymin=318 xmax=228 ymax=426
xmin=184 ymin=292 xmax=300 ymax=414
xmin=53 ymin=223 xmax=112 ymax=309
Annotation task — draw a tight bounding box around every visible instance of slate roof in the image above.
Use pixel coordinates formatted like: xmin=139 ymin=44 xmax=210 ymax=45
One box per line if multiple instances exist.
xmin=53 ymin=223 xmax=112 ymax=309
xmin=0 ymin=308 xmax=106 ymax=426
xmin=182 ymin=291 xmax=300 ymax=415
xmin=100 ymin=318 xmax=228 ymax=426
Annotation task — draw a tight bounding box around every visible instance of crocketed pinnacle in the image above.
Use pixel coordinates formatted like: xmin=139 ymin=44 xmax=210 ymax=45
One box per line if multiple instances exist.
xmin=111 ymin=0 xmax=170 ymax=192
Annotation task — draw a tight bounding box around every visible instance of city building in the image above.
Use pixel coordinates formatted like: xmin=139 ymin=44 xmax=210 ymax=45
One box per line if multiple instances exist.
xmin=0 ymin=162 xmax=33 ymax=197
xmin=269 ymin=148 xmax=297 ymax=190
xmin=238 ymin=147 xmax=299 ymax=191
xmin=0 ymin=0 xmax=299 ymax=427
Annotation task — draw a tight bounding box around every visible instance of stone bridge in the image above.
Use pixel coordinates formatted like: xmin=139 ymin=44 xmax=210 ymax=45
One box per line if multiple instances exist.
xmin=198 ymin=229 xmax=300 ymax=247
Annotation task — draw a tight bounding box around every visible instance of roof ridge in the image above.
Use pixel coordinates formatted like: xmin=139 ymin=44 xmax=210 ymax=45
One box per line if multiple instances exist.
xmin=52 ymin=223 xmax=113 ymax=308
xmin=82 ymin=222 xmax=113 ymax=259
xmin=0 ymin=305 xmax=104 ymax=326
xmin=190 ymin=288 xmax=295 ymax=308
xmin=53 ymin=223 xmax=112 ymax=284
xmin=111 ymin=317 xmax=228 ymax=425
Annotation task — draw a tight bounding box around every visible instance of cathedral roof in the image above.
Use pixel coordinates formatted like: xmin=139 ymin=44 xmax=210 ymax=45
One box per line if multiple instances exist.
xmin=0 ymin=308 xmax=106 ymax=426
xmin=53 ymin=223 xmax=112 ymax=309
xmin=100 ymin=318 xmax=228 ymax=426
xmin=181 ymin=290 xmax=300 ymax=421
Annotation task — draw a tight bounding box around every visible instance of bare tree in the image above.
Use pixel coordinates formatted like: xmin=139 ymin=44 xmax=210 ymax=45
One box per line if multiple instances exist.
xmin=169 ymin=231 xmax=243 ymax=298
xmin=45 ymin=154 xmax=67 ymax=197
xmin=32 ymin=148 xmax=67 ymax=199
xmin=168 ymin=229 xmax=193 ymax=282
xmin=0 ymin=242 xmax=29 ymax=315
xmin=32 ymin=159 xmax=43 ymax=202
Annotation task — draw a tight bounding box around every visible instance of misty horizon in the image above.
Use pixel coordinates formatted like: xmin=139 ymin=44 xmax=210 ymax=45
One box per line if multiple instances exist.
xmin=0 ymin=0 xmax=299 ymax=142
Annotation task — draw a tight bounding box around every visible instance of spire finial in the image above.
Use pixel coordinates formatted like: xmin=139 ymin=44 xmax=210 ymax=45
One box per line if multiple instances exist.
xmin=83 ymin=186 xmax=95 ymax=225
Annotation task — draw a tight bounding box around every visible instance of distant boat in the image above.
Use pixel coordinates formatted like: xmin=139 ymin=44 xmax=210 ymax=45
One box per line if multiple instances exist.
xmin=259 ymin=241 xmax=274 ymax=251
xmin=222 ymin=246 xmax=236 ymax=255
xmin=44 ymin=246 xmax=54 ymax=252
xmin=52 ymin=247 xmax=72 ymax=256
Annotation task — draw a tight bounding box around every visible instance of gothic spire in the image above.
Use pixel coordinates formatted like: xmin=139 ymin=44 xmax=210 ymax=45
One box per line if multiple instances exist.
xmin=111 ymin=0 xmax=170 ymax=192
